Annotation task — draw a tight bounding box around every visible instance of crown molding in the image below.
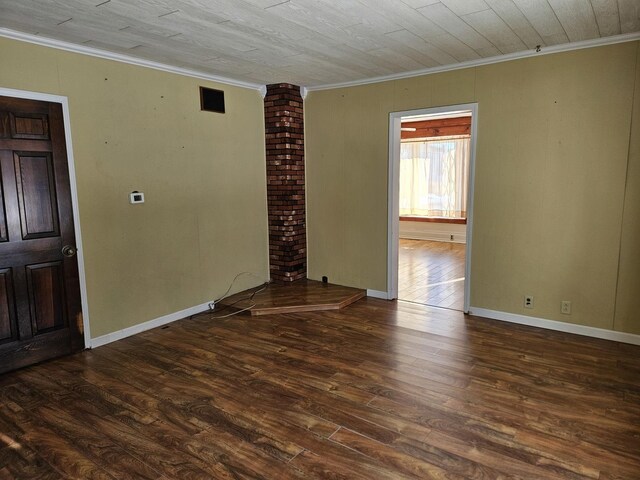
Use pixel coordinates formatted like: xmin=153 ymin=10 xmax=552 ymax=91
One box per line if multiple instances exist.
xmin=0 ymin=28 xmax=266 ymax=93
xmin=2 ymin=26 xmax=638 ymax=95
xmin=304 ymin=32 xmax=640 ymax=92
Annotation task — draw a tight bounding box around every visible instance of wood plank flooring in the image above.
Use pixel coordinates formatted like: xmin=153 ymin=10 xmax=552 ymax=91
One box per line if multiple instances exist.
xmin=399 ymin=239 xmax=466 ymax=310
xmin=217 ymin=279 xmax=365 ymax=315
xmin=1 ymin=299 xmax=639 ymax=479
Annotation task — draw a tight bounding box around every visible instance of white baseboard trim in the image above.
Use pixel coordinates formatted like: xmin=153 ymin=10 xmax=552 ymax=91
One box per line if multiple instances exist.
xmin=90 ymin=301 xmax=211 ymax=348
xmin=400 ymin=232 xmax=466 ymax=244
xmin=367 ymin=289 xmax=391 ymax=300
xmin=469 ymin=307 xmax=640 ymax=346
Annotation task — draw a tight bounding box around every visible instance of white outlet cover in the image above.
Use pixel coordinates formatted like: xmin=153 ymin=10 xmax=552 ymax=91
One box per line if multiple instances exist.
xmin=129 ymin=192 xmax=145 ymax=204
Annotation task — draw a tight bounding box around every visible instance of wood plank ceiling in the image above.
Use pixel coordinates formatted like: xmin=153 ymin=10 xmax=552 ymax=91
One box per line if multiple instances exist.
xmin=0 ymin=0 xmax=638 ymax=87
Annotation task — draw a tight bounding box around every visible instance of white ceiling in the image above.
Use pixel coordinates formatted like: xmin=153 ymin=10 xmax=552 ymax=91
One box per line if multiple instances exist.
xmin=1 ymin=0 xmax=638 ymax=88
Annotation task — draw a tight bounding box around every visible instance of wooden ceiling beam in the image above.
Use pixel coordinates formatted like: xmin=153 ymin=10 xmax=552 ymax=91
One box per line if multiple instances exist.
xmin=401 ymin=116 xmax=471 ymax=139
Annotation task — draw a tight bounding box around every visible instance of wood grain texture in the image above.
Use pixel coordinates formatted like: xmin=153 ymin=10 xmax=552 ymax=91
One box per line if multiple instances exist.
xmin=399 ymin=239 xmax=466 ymax=310
xmin=1 ymin=298 xmax=639 ymax=479
xmin=217 ymin=279 xmax=365 ymax=316
xmin=401 ymin=116 xmax=471 ymax=140
xmin=0 ymin=1 xmax=635 ymax=86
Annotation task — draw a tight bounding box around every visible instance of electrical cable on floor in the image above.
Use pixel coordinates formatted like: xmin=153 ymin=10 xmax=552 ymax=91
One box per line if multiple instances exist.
xmin=207 ymin=303 xmax=256 ymax=319
xmin=209 ymin=271 xmax=267 ymax=308
xmin=189 ymin=272 xmax=269 ymax=320
xmin=206 ymin=281 xmax=269 ymax=319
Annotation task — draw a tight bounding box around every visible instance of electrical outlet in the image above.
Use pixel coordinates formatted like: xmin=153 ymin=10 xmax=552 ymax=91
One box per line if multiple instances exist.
xmin=524 ymin=295 xmax=534 ymax=309
xmin=561 ymin=300 xmax=571 ymax=315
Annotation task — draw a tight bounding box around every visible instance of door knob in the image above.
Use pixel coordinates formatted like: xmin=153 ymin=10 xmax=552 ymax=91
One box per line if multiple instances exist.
xmin=62 ymin=245 xmax=77 ymax=257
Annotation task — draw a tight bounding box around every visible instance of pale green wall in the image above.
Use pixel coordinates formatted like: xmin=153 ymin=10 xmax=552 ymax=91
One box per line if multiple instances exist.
xmin=615 ymin=44 xmax=640 ymax=335
xmin=0 ymin=37 xmax=269 ymax=338
xmin=3 ymin=36 xmax=637 ymax=338
xmin=306 ymin=41 xmax=640 ymax=334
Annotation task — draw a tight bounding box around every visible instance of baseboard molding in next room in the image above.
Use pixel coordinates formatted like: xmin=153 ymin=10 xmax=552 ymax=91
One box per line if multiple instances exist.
xmin=366 ymin=289 xmax=391 ymax=300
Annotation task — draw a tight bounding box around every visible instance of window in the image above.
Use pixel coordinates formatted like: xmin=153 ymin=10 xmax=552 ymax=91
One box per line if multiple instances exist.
xmin=399 ymin=136 xmax=470 ymax=219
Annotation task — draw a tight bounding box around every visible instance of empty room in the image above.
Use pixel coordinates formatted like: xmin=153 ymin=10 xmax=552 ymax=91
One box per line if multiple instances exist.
xmin=1 ymin=1 xmax=639 ymax=479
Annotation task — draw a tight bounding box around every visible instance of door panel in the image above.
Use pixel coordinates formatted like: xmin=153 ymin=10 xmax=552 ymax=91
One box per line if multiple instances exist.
xmin=14 ymin=152 xmax=60 ymax=239
xmin=0 ymin=268 xmax=16 ymax=343
xmin=0 ymin=176 xmax=6 ymax=242
xmin=0 ymin=95 xmax=83 ymax=373
xmin=10 ymin=112 xmax=50 ymax=140
xmin=26 ymin=262 xmax=66 ymax=334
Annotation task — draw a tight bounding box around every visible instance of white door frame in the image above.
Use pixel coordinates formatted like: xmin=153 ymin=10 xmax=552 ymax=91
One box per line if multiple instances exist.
xmin=0 ymin=87 xmax=92 ymax=345
xmin=388 ymin=103 xmax=478 ymax=313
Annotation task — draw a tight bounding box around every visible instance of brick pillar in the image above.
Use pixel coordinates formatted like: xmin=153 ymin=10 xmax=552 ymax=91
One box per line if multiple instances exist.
xmin=264 ymin=83 xmax=306 ymax=283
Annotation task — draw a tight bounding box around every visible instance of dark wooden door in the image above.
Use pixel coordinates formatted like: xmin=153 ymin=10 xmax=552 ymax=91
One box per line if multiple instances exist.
xmin=0 ymin=95 xmax=83 ymax=374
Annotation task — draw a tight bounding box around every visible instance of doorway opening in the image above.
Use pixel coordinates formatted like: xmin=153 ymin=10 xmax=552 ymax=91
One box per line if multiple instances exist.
xmin=388 ymin=104 xmax=478 ymax=313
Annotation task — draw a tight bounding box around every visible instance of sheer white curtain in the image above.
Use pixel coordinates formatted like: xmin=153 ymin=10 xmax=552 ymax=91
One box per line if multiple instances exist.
xmin=399 ymin=137 xmax=470 ymax=218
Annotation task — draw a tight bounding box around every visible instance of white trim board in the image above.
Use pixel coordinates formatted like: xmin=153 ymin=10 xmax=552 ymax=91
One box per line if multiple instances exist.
xmin=306 ymin=32 xmax=640 ymax=92
xmin=470 ymin=307 xmax=640 ymax=346
xmin=367 ymin=289 xmax=391 ymax=300
xmin=388 ymin=104 xmax=478 ymax=314
xmin=90 ymin=301 xmax=211 ymax=348
xmin=2 ymin=28 xmax=638 ymax=95
xmin=0 ymin=86 xmax=93 ymax=347
xmin=400 ymin=231 xmax=466 ymax=244
xmin=0 ymin=28 xmax=265 ymax=93
xmin=91 ymin=300 xmax=640 ymax=348
xmin=399 ymin=221 xmax=467 ymax=244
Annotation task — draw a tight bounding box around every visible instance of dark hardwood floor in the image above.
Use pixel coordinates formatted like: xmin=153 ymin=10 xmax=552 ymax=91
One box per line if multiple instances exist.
xmin=1 ymin=298 xmax=639 ymax=479
xmin=399 ymin=239 xmax=466 ymax=311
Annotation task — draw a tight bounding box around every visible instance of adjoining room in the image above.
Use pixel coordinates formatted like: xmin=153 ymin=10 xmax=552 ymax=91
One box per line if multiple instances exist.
xmin=397 ymin=111 xmax=472 ymax=311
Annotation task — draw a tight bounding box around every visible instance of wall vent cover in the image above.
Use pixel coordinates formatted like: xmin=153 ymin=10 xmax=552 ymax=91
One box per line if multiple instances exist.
xmin=200 ymin=87 xmax=225 ymax=113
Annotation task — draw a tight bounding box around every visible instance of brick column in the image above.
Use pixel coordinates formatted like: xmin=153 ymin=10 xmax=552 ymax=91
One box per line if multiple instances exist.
xmin=264 ymin=83 xmax=306 ymax=283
